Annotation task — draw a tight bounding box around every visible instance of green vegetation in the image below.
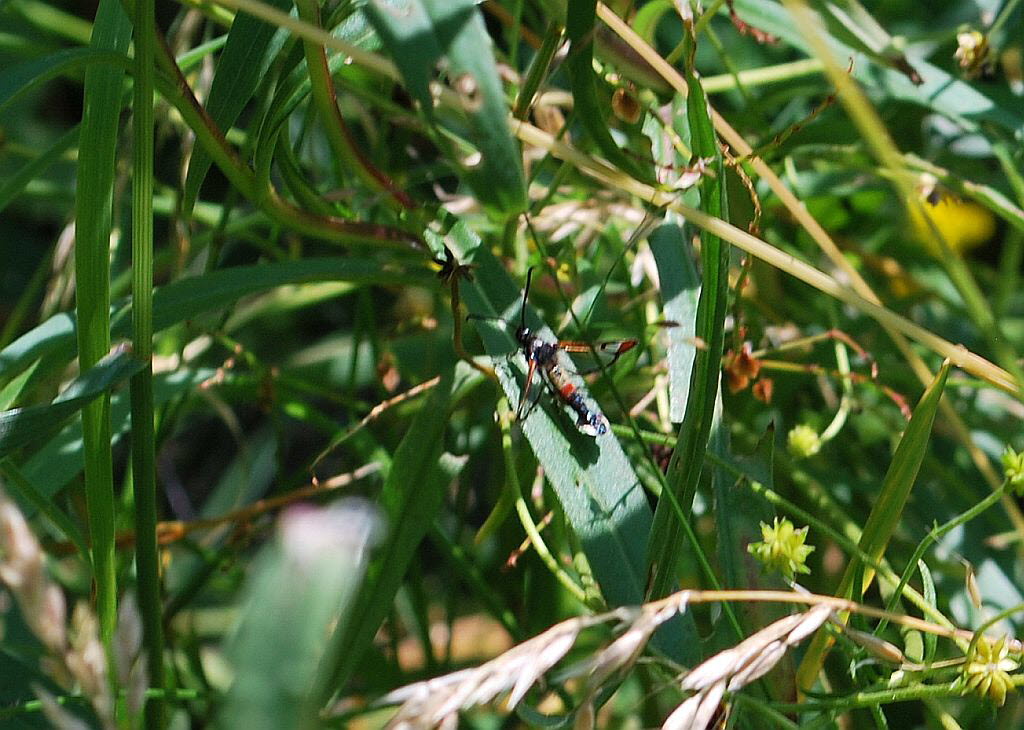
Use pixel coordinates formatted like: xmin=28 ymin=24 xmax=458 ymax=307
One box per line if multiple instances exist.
xmin=1 ymin=0 xmax=1023 ymax=727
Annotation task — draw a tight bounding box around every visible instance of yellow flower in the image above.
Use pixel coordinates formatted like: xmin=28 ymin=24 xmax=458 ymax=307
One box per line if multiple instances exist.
xmin=909 ymin=196 xmax=996 ymax=256
xmin=954 ymin=30 xmax=991 ymax=78
xmin=748 ymin=518 xmax=815 ymax=580
xmin=962 ymin=635 xmax=1019 ymax=707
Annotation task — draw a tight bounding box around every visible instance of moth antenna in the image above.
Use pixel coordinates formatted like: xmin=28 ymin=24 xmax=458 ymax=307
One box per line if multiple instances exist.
xmin=521 ymin=267 xmax=535 ymax=331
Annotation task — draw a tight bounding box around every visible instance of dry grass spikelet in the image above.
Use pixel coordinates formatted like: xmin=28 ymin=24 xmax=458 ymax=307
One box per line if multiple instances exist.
xmin=374 ymin=592 xmax=693 ymax=729
xmin=663 ymin=604 xmax=833 ymax=730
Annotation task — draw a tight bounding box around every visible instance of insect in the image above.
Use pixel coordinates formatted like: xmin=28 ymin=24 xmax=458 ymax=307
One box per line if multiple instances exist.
xmin=472 ymin=267 xmax=637 ymax=437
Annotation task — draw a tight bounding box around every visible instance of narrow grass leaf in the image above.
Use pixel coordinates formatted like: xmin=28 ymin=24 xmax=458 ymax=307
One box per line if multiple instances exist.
xmin=797 ymin=360 xmax=951 ymax=690
xmin=646 ymin=25 xmax=730 ymax=601
xmin=163 ymin=426 xmax=280 ymax=617
xmin=852 ymin=361 xmax=950 ymax=590
xmin=219 ymin=498 xmax=385 ymax=729
xmin=363 ymin=0 xmax=442 ymax=112
xmin=0 ymin=458 xmax=89 ymax=559
xmin=20 ymin=368 xmax=216 ymax=505
xmin=818 ymin=0 xmax=922 ymax=84
xmin=182 ymin=0 xmax=292 ymax=214
xmin=0 ymin=259 xmax=434 ymax=387
xmin=564 ymin=0 xmax=650 ymax=182
xmin=0 ymin=48 xmax=128 ymax=115
xmin=315 ymin=366 xmax=463 ymax=697
xmin=0 ymin=125 xmax=78 ymax=215
xmin=75 ymin=0 xmax=132 ymax=644
xmin=0 ymin=347 xmax=142 ymax=458
xmin=918 ymin=559 xmax=938 ymax=663
xmin=0 ymin=359 xmax=41 ymax=410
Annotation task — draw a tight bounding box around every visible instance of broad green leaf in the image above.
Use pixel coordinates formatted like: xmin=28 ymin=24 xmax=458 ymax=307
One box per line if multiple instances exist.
xmin=363 ymin=0 xmax=441 ymax=112
xmin=219 ymin=497 xmax=386 ymax=729
xmin=446 ymin=221 xmax=653 ymax=610
xmin=648 ymin=216 xmax=700 ymax=423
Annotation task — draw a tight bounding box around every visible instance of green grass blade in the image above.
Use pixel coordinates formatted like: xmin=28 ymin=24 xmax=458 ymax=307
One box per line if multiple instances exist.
xmin=181 ymin=0 xmax=291 ymax=215
xmin=363 ymin=0 xmax=441 ymax=114
xmin=852 ymin=362 xmax=952 ymax=590
xmin=797 ymin=360 xmax=951 ymax=690
xmin=314 ymin=366 xmax=462 ymax=698
xmin=648 ymin=215 xmax=700 ymax=423
xmin=0 ymin=346 xmax=143 ymax=457
xmin=219 ymin=498 xmax=386 ymax=729
xmin=446 ymin=221 xmax=654 ymax=609
xmin=0 ymin=48 xmax=128 ymax=115
xmin=0 ymin=358 xmax=41 ymax=410
xmin=75 ymin=0 xmax=132 ymax=645
xmin=130 ymin=0 xmax=165 ymax=721
xmin=0 ymin=457 xmax=89 ymax=559
xmin=0 ymin=258 xmax=434 ymax=388
xmin=0 ymin=124 xmax=77 ymax=215
xmin=818 ymin=0 xmax=923 ymax=83
xmin=20 ymin=368 xmax=215 ymax=505
xmin=731 ymin=0 xmax=1024 ymax=135
xmin=646 ymin=23 xmax=730 ymax=601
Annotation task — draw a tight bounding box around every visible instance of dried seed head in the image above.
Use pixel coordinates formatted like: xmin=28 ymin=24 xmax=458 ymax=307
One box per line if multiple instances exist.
xmin=66 ymin=602 xmax=113 ymax=726
xmin=375 ymin=616 xmax=592 ymax=728
xmin=0 ymin=490 xmax=68 ymax=653
xmin=844 ymin=627 xmax=906 ymax=664
xmin=127 ymin=655 xmax=149 ymax=716
xmin=115 ymin=592 xmax=143 ymax=683
xmin=0 ymin=495 xmax=45 ymax=590
xmin=662 ymin=680 xmax=725 ymax=730
xmin=33 ymin=684 xmax=91 ymax=730
xmin=671 ymin=606 xmax=831 ymax=728
xmin=36 ymin=583 xmax=68 ymax=654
